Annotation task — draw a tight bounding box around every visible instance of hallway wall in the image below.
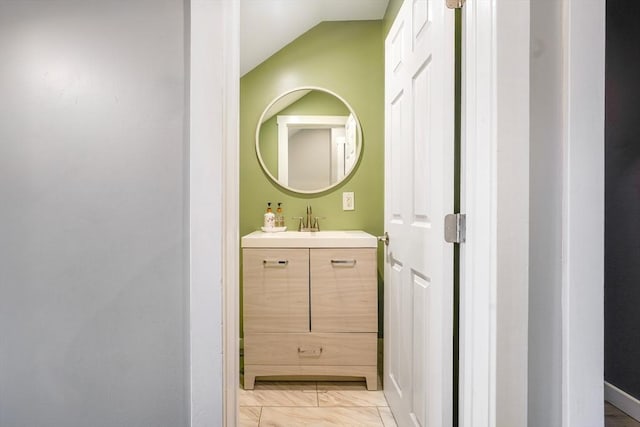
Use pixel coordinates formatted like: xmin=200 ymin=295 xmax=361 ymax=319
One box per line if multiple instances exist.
xmin=0 ymin=2 xmax=189 ymax=426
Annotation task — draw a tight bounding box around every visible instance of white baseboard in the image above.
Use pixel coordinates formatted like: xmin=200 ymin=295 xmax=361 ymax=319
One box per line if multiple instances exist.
xmin=605 ymin=381 xmax=640 ymax=422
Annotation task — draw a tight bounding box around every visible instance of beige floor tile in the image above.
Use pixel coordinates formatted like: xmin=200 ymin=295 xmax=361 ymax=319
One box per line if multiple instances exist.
xmin=317 ymin=389 xmax=388 ymax=407
xmin=377 ymin=407 xmax=398 ymax=427
xmin=259 ymin=406 xmax=383 ymax=427
xmin=239 ymin=382 xmax=318 ymax=407
xmin=239 ymin=389 xmax=318 ymax=407
xmin=239 ymin=406 xmax=261 ymax=427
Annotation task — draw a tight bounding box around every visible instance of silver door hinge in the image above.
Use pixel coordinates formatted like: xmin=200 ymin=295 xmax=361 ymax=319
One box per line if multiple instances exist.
xmin=446 ymin=0 xmax=465 ymax=9
xmin=444 ymin=213 xmax=466 ymax=243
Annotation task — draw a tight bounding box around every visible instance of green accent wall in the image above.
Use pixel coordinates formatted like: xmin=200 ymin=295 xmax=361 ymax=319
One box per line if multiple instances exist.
xmin=240 ymin=21 xmax=385 ymax=336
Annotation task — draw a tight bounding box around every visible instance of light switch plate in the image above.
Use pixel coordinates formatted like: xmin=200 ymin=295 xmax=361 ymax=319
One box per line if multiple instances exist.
xmin=343 ymin=192 xmax=355 ymax=211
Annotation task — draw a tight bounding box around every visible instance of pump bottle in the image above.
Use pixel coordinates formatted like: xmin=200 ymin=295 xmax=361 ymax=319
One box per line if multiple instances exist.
xmin=276 ymin=202 xmax=284 ymax=227
xmin=263 ymin=202 xmax=275 ymax=229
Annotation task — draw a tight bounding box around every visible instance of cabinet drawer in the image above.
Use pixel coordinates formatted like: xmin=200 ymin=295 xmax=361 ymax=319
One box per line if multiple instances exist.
xmin=245 ymin=333 xmax=377 ymax=366
xmin=243 ymin=248 xmax=309 ymax=333
xmin=310 ymin=248 xmax=377 ymax=332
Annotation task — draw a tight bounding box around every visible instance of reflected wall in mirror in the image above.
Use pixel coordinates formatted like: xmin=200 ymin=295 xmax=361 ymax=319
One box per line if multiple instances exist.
xmin=256 ymin=87 xmax=362 ymax=193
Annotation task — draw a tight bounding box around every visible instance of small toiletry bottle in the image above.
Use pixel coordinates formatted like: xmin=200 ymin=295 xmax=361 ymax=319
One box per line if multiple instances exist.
xmin=276 ymin=202 xmax=284 ymax=227
xmin=264 ymin=202 xmax=275 ymax=229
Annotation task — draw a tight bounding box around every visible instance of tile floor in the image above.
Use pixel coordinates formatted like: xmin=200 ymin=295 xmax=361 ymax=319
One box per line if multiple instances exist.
xmin=239 ymin=380 xmax=397 ymax=427
xmin=240 ymin=385 xmax=640 ymax=426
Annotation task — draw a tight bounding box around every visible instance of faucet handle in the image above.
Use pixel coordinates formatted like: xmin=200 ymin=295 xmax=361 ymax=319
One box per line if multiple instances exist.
xmin=292 ymin=216 xmax=304 ymax=231
xmin=313 ymin=216 xmax=326 ymax=231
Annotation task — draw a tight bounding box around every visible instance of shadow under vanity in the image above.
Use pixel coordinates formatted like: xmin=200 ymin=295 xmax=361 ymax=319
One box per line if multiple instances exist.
xmin=241 ymin=231 xmax=379 ymax=390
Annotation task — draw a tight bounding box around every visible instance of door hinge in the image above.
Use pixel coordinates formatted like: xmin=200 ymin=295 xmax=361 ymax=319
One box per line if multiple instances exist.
xmin=446 ymin=0 xmax=465 ymax=9
xmin=444 ymin=213 xmax=466 ymax=243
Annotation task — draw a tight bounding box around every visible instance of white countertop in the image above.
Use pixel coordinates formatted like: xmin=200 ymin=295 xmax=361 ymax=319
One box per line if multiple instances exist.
xmin=241 ymin=230 xmax=377 ymax=248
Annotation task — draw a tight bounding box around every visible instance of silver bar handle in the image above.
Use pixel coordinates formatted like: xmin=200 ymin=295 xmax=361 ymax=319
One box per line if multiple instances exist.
xmin=263 ymin=259 xmax=289 ymax=267
xmin=330 ymin=259 xmax=357 ymax=267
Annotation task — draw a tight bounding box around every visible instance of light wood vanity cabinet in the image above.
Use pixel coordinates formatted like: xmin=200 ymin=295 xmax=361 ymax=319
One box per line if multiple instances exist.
xmin=242 ymin=231 xmax=378 ymax=390
xmin=243 ymin=248 xmax=309 ymax=333
xmin=310 ymin=248 xmax=377 ymax=333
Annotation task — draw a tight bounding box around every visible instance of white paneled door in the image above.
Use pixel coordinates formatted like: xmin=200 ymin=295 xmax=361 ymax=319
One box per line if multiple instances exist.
xmin=383 ymin=0 xmax=454 ymax=426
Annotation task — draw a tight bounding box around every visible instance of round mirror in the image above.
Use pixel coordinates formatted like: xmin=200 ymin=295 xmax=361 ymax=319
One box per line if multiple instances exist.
xmin=255 ymin=87 xmax=362 ymax=194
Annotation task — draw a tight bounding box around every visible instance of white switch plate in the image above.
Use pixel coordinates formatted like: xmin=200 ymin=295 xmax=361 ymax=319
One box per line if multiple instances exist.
xmin=343 ymin=192 xmax=355 ymax=210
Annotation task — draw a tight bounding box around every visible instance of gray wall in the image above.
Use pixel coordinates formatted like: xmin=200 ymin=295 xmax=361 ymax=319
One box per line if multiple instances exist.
xmin=605 ymin=2 xmax=640 ymax=401
xmin=0 ymin=1 xmax=189 ymax=426
xmin=529 ymin=1 xmax=563 ymax=425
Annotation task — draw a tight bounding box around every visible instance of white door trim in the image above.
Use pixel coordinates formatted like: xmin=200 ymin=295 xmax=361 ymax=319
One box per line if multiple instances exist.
xmin=459 ymin=0 xmax=497 ymax=424
xmin=561 ymin=1 xmax=605 ymax=425
xmin=460 ymin=1 xmax=530 ymax=426
xmin=189 ymin=0 xmax=239 ymax=426
xmin=221 ymin=0 xmax=240 ymax=425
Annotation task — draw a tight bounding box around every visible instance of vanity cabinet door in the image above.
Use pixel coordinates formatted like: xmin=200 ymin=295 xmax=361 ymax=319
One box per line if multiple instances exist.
xmin=310 ymin=248 xmax=377 ymax=333
xmin=243 ymin=248 xmax=309 ymax=333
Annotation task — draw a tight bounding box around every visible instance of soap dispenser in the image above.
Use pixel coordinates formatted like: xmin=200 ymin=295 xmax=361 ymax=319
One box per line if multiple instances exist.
xmin=276 ymin=202 xmax=284 ymax=227
xmin=263 ymin=202 xmax=275 ymax=229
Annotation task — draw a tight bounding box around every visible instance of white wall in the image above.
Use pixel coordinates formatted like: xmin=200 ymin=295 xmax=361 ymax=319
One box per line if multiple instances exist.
xmin=0 ymin=1 xmax=189 ymax=426
xmin=528 ymin=1 xmax=564 ymax=425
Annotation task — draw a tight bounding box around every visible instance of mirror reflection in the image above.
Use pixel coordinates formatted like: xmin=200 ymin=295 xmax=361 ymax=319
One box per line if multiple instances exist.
xmin=256 ymin=88 xmax=361 ymax=193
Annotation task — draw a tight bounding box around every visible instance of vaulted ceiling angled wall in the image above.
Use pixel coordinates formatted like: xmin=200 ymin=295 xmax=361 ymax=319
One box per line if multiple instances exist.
xmin=240 ymin=0 xmax=389 ymax=75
